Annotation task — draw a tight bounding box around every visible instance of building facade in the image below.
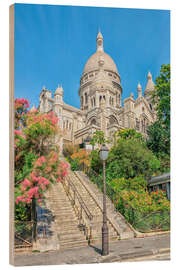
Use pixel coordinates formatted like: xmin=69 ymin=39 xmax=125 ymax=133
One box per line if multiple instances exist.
xmin=39 ymin=32 xmax=156 ymax=148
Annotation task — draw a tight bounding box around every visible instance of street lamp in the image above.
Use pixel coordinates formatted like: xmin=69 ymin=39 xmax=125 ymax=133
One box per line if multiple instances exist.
xmin=99 ymin=144 xmax=109 ymax=256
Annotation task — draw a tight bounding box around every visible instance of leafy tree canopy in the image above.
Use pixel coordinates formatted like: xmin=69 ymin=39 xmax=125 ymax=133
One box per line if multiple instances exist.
xmin=106 ymin=137 xmax=160 ymax=180
xmin=152 ymin=63 xmax=170 ymax=131
xmin=90 ymin=130 xmax=106 ymax=147
xmin=147 ymin=64 xmax=170 ymax=163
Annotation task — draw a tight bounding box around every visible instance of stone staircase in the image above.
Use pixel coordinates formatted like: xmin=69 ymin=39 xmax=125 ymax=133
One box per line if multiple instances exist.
xmin=67 ymin=169 xmax=135 ymax=242
xmin=40 ymin=182 xmax=88 ymax=250
xmin=35 ymin=163 xmax=135 ymax=251
xmin=75 ymin=171 xmax=135 ymax=240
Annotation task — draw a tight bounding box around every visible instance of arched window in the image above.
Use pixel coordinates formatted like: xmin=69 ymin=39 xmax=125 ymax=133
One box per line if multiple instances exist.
xmin=109 ymin=115 xmax=118 ymax=125
xmin=91 ymin=118 xmax=96 ymax=125
xmin=85 ymin=93 xmax=88 ymax=104
xmin=136 ymin=118 xmax=140 ymax=130
xmin=81 ymin=96 xmax=84 ymax=107
xmin=93 ymin=97 xmax=96 ymax=106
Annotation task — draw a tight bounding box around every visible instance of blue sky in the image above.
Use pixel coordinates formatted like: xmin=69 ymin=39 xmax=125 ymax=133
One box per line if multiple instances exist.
xmin=15 ymin=4 xmax=170 ymax=108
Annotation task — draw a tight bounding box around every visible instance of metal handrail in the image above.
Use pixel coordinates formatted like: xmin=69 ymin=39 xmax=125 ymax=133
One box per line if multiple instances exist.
xmin=65 ymin=174 xmax=93 ymax=221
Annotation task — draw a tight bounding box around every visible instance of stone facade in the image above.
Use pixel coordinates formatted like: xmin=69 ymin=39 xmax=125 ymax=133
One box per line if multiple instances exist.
xmin=39 ymin=32 xmax=156 ymax=149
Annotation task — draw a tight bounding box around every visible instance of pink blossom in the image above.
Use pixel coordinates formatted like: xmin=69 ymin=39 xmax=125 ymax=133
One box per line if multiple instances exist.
xmin=40 ymin=184 xmax=46 ymax=190
xmin=44 ymin=179 xmax=50 ymax=185
xmin=22 ymin=178 xmax=31 ymax=187
xmin=56 ymin=177 xmax=61 ymax=182
xmin=14 ymin=130 xmax=22 ymax=136
xmin=40 ymin=156 xmax=46 ymax=163
xmin=16 ymin=196 xmax=23 ymax=204
xmin=62 ymin=171 xmax=67 ymax=177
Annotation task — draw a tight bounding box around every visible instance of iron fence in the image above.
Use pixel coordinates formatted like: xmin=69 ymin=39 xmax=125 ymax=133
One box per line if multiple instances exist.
xmin=15 ymin=221 xmax=33 ymax=249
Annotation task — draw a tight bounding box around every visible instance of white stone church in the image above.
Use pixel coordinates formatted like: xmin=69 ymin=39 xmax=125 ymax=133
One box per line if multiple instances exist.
xmin=39 ymin=31 xmax=156 ymax=148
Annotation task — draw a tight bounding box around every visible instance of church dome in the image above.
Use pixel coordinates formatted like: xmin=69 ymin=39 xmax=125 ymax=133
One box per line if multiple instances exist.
xmin=83 ymin=51 xmax=119 ymax=75
xmin=82 ymin=31 xmax=119 ymax=76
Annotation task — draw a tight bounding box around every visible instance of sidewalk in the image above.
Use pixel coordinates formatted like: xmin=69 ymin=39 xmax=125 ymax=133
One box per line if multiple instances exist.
xmin=14 ymin=233 xmax=170 ymax=266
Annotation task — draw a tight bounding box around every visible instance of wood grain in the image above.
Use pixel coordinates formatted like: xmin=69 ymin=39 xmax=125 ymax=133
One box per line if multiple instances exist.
xmin=9 ymin=4 xmax=15 ymax=266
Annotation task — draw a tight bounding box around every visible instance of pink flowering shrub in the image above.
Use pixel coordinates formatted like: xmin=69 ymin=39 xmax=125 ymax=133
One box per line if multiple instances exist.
xmin=15 ymin=98 xmax=29 ymax=129
xmin=15 ymin=150 xmax=68 ymax=205
xmin=14 ymin=98 xmax=68 ymax=208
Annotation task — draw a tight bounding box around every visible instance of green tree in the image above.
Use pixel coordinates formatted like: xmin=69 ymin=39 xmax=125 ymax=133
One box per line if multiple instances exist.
xmin=107 ymin=137 xmax=160 ymax=180
xmin=90 ymin=130 xmax=106 ymax=148
xmin=152 ymin=64 xmax=170 ymax=131
xmin=117 ymin=129 xmax=144 ymax=142
xmin=147 ymin=64 xmax=170 ymax=162
xmin=89 ymin=149 xmax=102 ymax=174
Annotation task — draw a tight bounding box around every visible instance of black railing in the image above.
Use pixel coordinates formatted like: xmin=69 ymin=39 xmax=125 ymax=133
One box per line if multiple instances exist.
xmin=64 ymin=173 xmax=93 ymax=221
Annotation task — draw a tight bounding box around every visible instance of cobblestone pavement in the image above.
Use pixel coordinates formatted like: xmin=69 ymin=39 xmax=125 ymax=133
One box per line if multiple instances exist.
xmin=14 ymin=233 xmax=170 ymax=266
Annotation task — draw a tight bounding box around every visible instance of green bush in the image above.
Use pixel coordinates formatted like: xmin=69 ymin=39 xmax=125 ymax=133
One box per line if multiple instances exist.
xmin=106 ymin=137 xmax=160 ymax=180
xmin=70 ymin=158 xmax=80 ymax=171
xmin=89 ymin=150 xmax=102 ymax=174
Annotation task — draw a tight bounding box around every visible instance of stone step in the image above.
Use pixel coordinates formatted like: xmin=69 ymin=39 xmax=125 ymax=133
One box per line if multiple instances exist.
xmin=59 ymin=239 xmax=88 ymax=249
xmin=50 ymin=208 xmax=76 ymax=213
xmin=54 ymin=220 xmax=79 ymax=226
xmin=55 ymin=227 xmax=82 ymax=234
xmin=54 ymin=216 xmax=78 ymax=222
xmin=90 ymin=234 xmax=119 ymax=244
xmin=57 ymin=232 xmax=86 ymax=242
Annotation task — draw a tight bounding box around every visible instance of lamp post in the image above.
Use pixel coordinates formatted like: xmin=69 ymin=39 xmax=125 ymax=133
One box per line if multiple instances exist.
xmin=99 ymin=144 xmax=109 ymax=256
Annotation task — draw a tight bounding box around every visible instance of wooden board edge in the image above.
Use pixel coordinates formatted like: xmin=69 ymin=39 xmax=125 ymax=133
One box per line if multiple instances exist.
xmin=9 ymin=3 xmax=15 ymax=266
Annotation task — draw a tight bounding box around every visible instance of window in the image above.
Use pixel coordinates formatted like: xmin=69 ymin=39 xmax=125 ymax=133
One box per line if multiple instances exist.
xmin=81 ymin=96 xmax=84 ymax=107
xmin=109 ymin=115 xmax=118 ymax=125
xmin=91 ymin=119 xmax=96 ymax=125
xmin=93 ymin=97 xmax=96 ymax=106
xmin=91 ymin=99 xmax=93 ymax=107
xmin=136 ymin=118 xmax=140 ymax=130
xmin=85 ymin=93 xmax=88 ymax=104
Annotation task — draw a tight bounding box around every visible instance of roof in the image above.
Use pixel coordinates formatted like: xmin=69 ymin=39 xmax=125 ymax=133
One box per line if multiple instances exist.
xmin=147 ymin=172 xmax=170 ymax=186
xmin=83 ymin=51 xmax=119 ymax=75
xmin=82 ymin=32 xmax=119 ymax=75
xmin=144 ymin=71 xmax=155 ymax=96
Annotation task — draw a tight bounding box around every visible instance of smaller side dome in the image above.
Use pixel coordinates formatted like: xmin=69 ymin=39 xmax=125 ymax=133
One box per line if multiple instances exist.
xmin=144 ymin=71 xmax=155 ymax=97
xmin=55 ymin=84 xmax=63 ymax=96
